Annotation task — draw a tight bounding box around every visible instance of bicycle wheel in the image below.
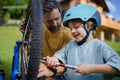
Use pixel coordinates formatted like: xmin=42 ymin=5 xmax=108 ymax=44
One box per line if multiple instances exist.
xmin=20 ymin=0 xmax=43 ymax=80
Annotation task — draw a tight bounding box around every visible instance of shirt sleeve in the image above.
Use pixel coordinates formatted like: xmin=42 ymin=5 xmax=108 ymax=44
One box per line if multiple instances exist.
xmin=53 ymin=44 xmax=69 ymax=64
xmin=102 ymin=42 xmax=120 ymax=71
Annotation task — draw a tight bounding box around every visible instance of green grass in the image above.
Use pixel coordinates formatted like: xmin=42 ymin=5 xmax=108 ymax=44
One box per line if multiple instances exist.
xmin=0 ymin=26 xmax=22 ymax=79
xmin=0 ymin=26 xmax=120 ymax=79
xmin=105 ymin=40 xmax=120 ymax=55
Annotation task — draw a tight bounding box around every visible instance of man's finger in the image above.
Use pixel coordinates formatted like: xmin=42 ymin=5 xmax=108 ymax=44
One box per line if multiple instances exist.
xmin=37 ymin=70 xmax=45 ymax=77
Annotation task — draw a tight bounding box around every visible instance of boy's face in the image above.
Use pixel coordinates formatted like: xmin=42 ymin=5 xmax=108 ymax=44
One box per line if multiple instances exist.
xmin=68 ymin=20 xmax=87 ymax=42
xmin=44 ymin=8 xmax=62 ymax=33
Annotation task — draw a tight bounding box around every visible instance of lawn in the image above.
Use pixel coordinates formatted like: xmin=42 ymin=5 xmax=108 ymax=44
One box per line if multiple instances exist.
xmin=0 ymin=26 xmax=22 ymax=79
xmin=0 ymin=26 xmax=120 ymax=79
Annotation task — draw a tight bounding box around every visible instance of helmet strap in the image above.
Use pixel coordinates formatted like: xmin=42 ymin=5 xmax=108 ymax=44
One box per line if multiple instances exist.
xmin=77 ymin=23 xmax=97 ymax=46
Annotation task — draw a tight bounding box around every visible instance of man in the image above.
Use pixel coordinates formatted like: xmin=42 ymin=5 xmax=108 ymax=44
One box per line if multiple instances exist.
xmin=20 ymin=0 xmax=73 ymax=57
xmin=19 ymin=0 xmax=73 ymax=79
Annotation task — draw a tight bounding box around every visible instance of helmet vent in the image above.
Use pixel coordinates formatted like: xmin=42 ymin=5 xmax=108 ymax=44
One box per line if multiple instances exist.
xmin=66 ymin=14 xmax=70 ymax=17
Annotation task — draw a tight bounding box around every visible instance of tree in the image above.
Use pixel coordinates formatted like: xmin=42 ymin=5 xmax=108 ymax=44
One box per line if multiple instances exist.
xmin=0 ymin=0 xmax=29 ymax=23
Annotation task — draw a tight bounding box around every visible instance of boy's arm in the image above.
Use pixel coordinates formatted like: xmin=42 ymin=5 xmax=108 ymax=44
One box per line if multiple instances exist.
xmin=76 ymin=64 xmax=120 ymax=75
xmin=91 ymin=64 xmax=120 ymax=75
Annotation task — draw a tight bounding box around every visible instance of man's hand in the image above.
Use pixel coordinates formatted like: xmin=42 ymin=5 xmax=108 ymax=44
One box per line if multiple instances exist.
xmin=37 ymin=63 xmax=54 ymax=78
xmin=19 ymin=20 xmax=25 ymax=33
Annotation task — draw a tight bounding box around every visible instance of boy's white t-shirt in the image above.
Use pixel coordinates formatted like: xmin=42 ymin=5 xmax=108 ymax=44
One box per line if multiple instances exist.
xmin=54 ymin=39 xmax=120 ymax=80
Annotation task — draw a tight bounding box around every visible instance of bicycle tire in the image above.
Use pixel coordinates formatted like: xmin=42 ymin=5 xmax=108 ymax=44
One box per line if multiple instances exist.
xmin=27 ymin=0 xmax=43 ymax=79
xmin=21 ymin=0 xmax=43 ymax=80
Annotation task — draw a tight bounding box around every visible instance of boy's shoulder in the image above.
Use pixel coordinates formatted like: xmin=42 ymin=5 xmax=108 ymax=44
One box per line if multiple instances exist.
xmin=91 ymin=39 xmax=108 ymax=47
xmin=65 ymin=40 xmax=77 ymax=47
xmin=92 ymin=39 xmax=102 ymax=43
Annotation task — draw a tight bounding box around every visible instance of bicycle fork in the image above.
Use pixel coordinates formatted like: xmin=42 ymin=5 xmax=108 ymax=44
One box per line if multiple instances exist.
xmin=10 ymin=40 xmax=21 ymax=80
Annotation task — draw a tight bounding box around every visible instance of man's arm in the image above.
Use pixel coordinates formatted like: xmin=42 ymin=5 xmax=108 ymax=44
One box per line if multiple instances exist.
xmin=56 ymin=66 xmax=66 ymax=75
xmin=37 ymin=61 xmax=65 ymax=78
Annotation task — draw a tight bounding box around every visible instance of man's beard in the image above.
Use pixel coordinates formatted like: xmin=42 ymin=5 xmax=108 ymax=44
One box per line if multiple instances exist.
xmin=48 ymin=25 xmax=61 ymax=33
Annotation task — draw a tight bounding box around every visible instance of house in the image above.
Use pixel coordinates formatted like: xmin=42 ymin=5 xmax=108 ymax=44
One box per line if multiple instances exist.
xmin=59 ymin=0 xmax=120 ymax=42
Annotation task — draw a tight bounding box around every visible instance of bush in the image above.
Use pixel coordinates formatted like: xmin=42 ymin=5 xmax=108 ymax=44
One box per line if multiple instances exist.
xmin=3 ymin=11 xmax=10 ymax=23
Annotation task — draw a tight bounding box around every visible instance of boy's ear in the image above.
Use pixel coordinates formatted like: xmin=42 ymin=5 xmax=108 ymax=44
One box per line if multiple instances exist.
xmin=86 ymin=21 xmax=94 ymax=30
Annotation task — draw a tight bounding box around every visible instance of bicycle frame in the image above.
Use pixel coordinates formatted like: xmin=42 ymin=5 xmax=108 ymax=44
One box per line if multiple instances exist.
xmin=0 ymin=70 xmax=5 ymax=80
xmin=0 ymin=76 xmax=3 ymax=80
xmin=10 ymin=40 xmax=21 ymax=80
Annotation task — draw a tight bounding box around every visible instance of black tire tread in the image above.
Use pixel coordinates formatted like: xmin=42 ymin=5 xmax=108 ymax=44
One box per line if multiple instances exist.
xmin=26 ymin=0 xmax=43 ymax=80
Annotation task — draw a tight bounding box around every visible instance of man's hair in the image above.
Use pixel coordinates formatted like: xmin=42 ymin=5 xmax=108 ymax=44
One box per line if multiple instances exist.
xmin=42 ymin=0 xmax=62 ymax=14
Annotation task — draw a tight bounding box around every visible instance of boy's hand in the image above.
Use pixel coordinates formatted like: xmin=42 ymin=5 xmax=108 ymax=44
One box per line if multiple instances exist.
xmin=75 ymin=64 xmax=93 ymax=75
xmin=46 ymin=56 xmax=59 ymax=68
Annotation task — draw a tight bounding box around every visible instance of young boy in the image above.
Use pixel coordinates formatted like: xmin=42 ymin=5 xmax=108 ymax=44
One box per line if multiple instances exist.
xmin=38 ymin=4 xmax=120 ymax=80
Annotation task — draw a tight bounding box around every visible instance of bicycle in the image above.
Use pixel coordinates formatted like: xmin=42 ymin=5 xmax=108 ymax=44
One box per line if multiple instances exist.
xmin=0 ymin=70 xmax=5 ymax=80
xmin=10 ymin=0 xmax=44 ymax=80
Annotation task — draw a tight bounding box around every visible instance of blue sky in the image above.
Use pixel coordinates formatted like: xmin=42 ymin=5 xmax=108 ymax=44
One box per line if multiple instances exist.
xmin=105 ymin=0 xmax=120 ymax=21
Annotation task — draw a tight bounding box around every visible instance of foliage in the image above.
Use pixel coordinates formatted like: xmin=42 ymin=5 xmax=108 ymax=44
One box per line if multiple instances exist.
xmin=9 ymin=8 xmax=26 ymax=19
xmin=3 ymin=11 xmax=10 ymax=23
xmin=0 ymin=0 xmax=29 ymax=23
xmin=0 ymin=0 xmax=29 ymax=6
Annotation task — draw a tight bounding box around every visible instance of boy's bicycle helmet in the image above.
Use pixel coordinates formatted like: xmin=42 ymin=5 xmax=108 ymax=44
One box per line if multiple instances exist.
xmin=63 ymin=4 xmax=101 ymax=45
xmin=63 ymin=4 xmax=101 ymax=27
